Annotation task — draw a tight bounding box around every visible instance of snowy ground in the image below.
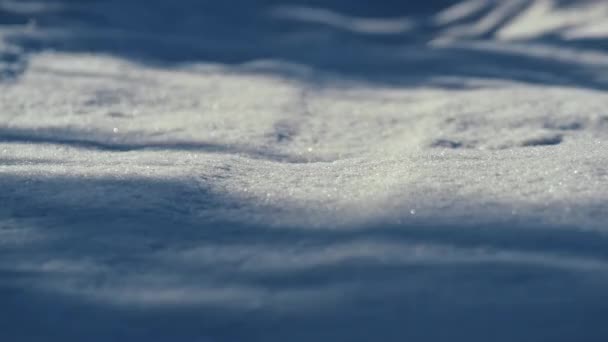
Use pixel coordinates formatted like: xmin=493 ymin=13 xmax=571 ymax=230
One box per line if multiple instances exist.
xmin=1 ymin=1 xmax=608 ymax=341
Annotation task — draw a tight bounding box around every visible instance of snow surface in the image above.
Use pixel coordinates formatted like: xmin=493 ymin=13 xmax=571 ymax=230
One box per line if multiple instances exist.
xmin=1 ymin=1 xmax=608 ymax=341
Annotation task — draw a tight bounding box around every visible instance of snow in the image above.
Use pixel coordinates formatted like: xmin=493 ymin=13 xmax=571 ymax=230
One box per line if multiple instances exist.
xmin=1 ymin=1 xmax=608 ymax=341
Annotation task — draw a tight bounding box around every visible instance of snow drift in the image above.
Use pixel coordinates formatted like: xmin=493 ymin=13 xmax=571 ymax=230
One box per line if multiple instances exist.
xmin=1 ymin=1 xmax=608 ymax=341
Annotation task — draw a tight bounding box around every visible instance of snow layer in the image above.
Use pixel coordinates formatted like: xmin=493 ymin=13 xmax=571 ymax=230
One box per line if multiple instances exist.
xmin=1 ymin=1 xmax=608 ymax=341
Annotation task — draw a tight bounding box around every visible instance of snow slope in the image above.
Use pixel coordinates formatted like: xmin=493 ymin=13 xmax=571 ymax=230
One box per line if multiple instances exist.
xmin=1 ymin=1 xmax=608 ymax=341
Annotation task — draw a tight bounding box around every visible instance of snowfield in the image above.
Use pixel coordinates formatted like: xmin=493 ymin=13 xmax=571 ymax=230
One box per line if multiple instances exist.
xmin=1 ymin=1 xmax=608 ymax=341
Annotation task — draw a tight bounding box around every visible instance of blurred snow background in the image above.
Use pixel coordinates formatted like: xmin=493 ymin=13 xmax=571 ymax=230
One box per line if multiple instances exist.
xmin=1 ymin=1 xmax=608 ymax=341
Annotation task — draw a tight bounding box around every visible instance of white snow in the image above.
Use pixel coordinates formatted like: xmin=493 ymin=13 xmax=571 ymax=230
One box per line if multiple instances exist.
xmin=1 ymin=1 xmax=608 ymax=341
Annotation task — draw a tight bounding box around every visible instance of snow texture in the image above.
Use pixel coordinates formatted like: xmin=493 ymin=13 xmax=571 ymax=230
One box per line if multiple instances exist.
xmin=1 ymin=1 xmax=608 ymax=341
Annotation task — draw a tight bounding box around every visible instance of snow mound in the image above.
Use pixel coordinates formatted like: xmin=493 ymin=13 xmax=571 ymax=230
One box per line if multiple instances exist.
xmin=1 ymin=1 xmax=608 ymax=341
